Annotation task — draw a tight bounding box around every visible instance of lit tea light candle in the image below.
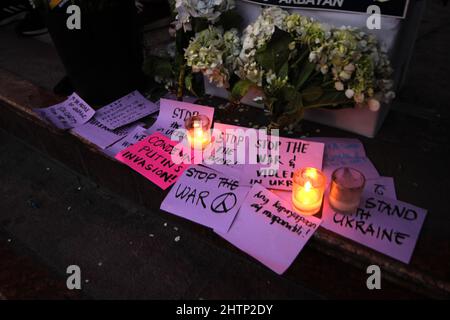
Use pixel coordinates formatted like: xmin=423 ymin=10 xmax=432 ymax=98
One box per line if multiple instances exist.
xmin=185 ymin=114 xmax=211 ymax=149
xmin=329 ymin=167 xmax=366 ymax=214
xmin=292 ymin=167 xmax=326 ymax=216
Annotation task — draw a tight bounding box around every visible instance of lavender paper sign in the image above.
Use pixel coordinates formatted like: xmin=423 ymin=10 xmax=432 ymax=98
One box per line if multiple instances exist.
xmin=103 ymin=126 xmax=148 ymax=158
xmin=242 ymin=136 xmax=325 ymax=191
xmin=366 ymin=177 xmax=397 ymax=199
xmin=95 ymin=91 xmax=158 ymax=130
xmin=321 ymin=192 xmax=427 ymax=263
xmin=217 ymin=184 xmax=321 ymax=274
xmin=146 ymin=99 xmax=214 ymax=139
xmin=71 ymin=118 xmax=139 ymax=149
xmin=160 ymin=166 xmax=250 ymax=233
xmin=34 ymin=93 xmax=95 ymax=129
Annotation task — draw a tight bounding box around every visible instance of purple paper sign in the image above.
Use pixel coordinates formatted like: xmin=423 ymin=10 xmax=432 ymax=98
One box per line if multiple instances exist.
xmin=71 ymin=117 xmax=139 ymax=149
xmin=146 ymin=99 xmax=214 ymax=140
xmin=103 ymin=126 xmax=148 ymax=158
xmin=95 ymin=91 xmax=159 ymax=130
xmin=217 ymin=184 xmax=321 ymax=274
xmin=160 ymin=166 xmax=250 ymax=233
xmin=366 ymin=177 xmax=397 ymax=199
xmin=33 ymin=93 xmax=95 ymax=130
xmin=321 ymin=191 xmax=427 ymax=264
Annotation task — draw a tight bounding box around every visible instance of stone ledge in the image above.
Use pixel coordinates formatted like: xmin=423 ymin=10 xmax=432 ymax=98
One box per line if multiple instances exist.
xmin=1 ymin=68 xmax=448 ymax=298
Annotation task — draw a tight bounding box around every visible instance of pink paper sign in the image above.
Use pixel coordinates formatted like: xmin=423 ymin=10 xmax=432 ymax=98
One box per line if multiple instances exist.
xmin=115 ymin=132 xmax=189 ymax=190
xmin=218 ymin=184 xmax=321 ymax=274
xmin=34 ymin=93 xmax=95 ymax=130
xmin=96 ymin=91 xmax=159 ymax=130
xmin=146 ymin=99 xmax=214 ymax=139
xmin=241 ymin=136 xmax=325 ymax=191
xmin=161 ymin=166 xmax=250 ymax=233
xmin=321 ymin=191 xmax=427 ymax=264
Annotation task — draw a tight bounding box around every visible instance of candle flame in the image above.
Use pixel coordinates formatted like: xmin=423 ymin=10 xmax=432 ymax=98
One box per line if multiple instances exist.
xmin=305 ymin=181 xmax=312 ymax=191
xmin=194 ymin=128 xmax=204 ymax=138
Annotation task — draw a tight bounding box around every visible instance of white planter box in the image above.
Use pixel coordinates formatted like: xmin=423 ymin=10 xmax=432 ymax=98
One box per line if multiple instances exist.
xmin=204 ymin=0 xmax=426 ymax=137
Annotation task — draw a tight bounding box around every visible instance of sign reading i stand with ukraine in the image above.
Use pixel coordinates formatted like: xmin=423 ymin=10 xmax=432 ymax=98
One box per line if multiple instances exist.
xmin=241 ymin=0 xmax=410 ymax=18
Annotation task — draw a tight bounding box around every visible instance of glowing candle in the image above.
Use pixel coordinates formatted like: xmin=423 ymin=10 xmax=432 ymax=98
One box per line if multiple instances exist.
xmin=328 ymin=167 xmax=365 ymax=214
xmin=292 ymin=167 xmax=326 ymax=216
xmin=185 ymin=114 xmax=211 ymax=149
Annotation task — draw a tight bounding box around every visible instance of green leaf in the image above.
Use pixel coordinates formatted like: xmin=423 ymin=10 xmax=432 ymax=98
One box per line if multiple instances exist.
xmin=255 ymin=27 xmax=293 ymax=76
xmin=280 ymin=86 xmax=303 ymax=115
xmin=302 ymin=86 xmax=323 ymax=102
xmin=185 ymin=73 xmax=195 ymax=96
xmin=303 ymin=90 xmax=350 ymax=109
xmin=294 ymin=61 xmax=316 ymax=90
xmin=279 ymin=62 xmax=289 ymax=80
xmin=230 ymin=79 xmax=255 ymax=102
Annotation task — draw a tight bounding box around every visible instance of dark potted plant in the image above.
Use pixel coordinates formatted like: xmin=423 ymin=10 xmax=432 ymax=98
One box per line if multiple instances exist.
xmin=40 ymin=0 xmax=144 ymax=106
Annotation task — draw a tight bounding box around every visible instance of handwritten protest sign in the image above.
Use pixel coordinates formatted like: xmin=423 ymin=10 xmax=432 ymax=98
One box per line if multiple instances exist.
xmin=152 ymin=94 xmax=198 ymax=119
xmin=366 ymin=177 xmax=397 ymax=199
xmin=103 ymin=126 xmax=148 ymax=158
xmin=71 ymin=118 xmax=139 ymax=149
xmin=95 ymin=91 xmax=159 ymax=130
xmin=161 ymin=166 xmax=250 ymax=233
xmin=203 ymin=123 xmax=253 ymax=178
xmin=322 ymin=191 xmax=427 ymax=263
xmin=34 ymin=93 xmax=95 ymax=130
xmin=217 ymin=184 xmax=321 ymax=274
xmin=305 ymin=137 xmax=379 ymax=181
xmin=146 ymin=99 xmax=214 ymax=139
xmin=273 ymin=176 xmax=397 ymax=204
xmin=115 ymin=132 xmax=189 ymax=190
xmin=241 ymin=136 xmax=325 ymax=191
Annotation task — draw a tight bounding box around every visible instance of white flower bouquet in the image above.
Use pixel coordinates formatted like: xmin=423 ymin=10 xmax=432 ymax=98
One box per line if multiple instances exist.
xmin=185 ymin=6 xmax=396 ymax=129
xmin=232 ymin=7 xmax=395 ymax=128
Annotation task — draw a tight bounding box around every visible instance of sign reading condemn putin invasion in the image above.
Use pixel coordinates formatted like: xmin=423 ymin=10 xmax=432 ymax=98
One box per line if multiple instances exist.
xmin=115 ymin=132 xmax=189 ymax=190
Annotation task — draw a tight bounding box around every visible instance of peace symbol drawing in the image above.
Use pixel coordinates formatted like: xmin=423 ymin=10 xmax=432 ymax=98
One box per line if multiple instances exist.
xmin=211 ymin=192 xmax=237 ymax=214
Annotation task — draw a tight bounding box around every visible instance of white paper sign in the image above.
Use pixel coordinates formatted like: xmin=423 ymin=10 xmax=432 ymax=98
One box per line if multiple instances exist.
xmin=161 ymin=165 xmax=250 ymax=233
xmin=103 ymin=126 xmax=148 ymax=158
xmin=204 ymin=123 xmax=253 ymax=179
xmin=273 ymin=176 xmax=397 ymax=204
xmin=146 ymin=99 xmax=215 ymax=140
xmin=34 ymin=93 xmax=95 ymax=130
xmin=71 ymin=118 xmax=140 ymax=149
xmin=218 ymin=184 xmax=321 ymax=274
xmin=322 ymin=191 xmax=427 ymax=263
xmin=95 ymin=91 xmax=159 ymax=130
xmin=366 ymin=177 xmax=397 ymax=199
